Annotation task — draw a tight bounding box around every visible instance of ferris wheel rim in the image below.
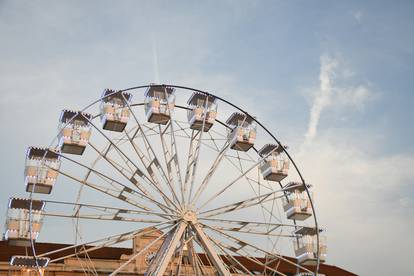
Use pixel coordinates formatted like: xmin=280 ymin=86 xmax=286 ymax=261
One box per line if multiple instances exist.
xmin=24 ymin=83 xmax=321 ymax=275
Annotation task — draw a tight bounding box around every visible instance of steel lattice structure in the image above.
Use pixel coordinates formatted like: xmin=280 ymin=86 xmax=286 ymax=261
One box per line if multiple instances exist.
xmin=4 ymin=84 xmax=326 ymax=276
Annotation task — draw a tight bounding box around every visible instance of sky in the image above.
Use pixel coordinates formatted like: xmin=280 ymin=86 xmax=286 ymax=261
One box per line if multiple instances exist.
xmin=0 ymin=0 xmax=414 ymax=275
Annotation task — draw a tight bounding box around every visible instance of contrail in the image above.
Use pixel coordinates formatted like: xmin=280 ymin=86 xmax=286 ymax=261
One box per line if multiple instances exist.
xmin=304 ymin=55 xmax=338 ymax=143
xmin=151 ymin=33 xmax=160 ymax=83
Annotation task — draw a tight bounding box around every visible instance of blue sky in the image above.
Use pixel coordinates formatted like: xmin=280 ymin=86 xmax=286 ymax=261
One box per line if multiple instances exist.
xmin=0 ymin=1 xmax=413 ymax=275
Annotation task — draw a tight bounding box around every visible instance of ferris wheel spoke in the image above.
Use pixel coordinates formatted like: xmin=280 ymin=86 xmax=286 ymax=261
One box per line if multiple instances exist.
xmin=191 ymin=238 xmax=218 ymax=276
xmin=81 ymin=113 xmax=178 ymax=210
xmin=222 ymin=150 xmax=273 ymax=192
xmin=207 ymin=235 xmax=282 ymax=275
xmin=200 ymin=218 xmax=297 ymax=231
xmin=158 ymin=121 xmax=184 ymax=205
xmin=175 ymin=128 xmax=223 ymax=153
xmin=203 ymin=224 xmax=314 ymax=274
xmin=201 ymin=225 xmax=293 ymax=238
xmin=225 ymin=153 xmax=284 ymax=225
xmin=145 ymin=221 xmax=188 ymax=276
xmin=198 ymin=147 xmax=279 ymax=211
xmin=182 ymin=97 xmax=211 ymax=205
xmin=60 ymin=151 xmax=150 ymax=201
xmin=208 ymin=236 xmax=255 ymax=275
xmin=87 ymin=141 xmax=177 ymax=214
xmin=163 ymin=117 xmax=185 ymax=189
xmin=186 ymin=236 xmax=204 ymax=275
xmin=43 ymin=212 xmax=165 ymax=223
xmin=184 ymin=130 xmax=202 ymax=204
xmin=173 ymin=243 xmax=184 ymax=276
xmin=121 ymin=128 xmax=183 ymax=211
xmin=43 ymin=200 xmax=176 ymax=219
xmin=122 ymin=127 xmax=182 ymax=211
xmin=43 ymin=221 xmax=174 ymax=262
xmin=109 ymin=223 xmax=176 ymax=276
xmin=88 ymin=142 xmax=142 ymax=189
xmin=191 ymin=233 xmax=223 ymax=274
xmin=172 ymin=119 xmax=230 ymax=155
xmin=50 ymin=227 xmax=171 ymax=264
xmin=121 ymin=99 xmax=183 ymax=210
xmin=54 ymin=152 xmax=175 ymax=215
xmin=88 ymin=127 xmax=164 ymax=198
xmin=86 ymin=124 xmax=164 ymax=200
xmin=54 ymin=166 xmax=157 ymax=212
xmin=172 ymin=119 xmax=194 ymax=137
xmin=245 ymin=174 xmax=284 ymax=226
xmin=141 ymin=124 xmax=190 ymax=138
xmin=189 ymin=106 xmax=250 ymax=209
xmin=190 ymin=139 xmax=232 ymax=206
xmin=212 ymin=238 xmax=286 ymax=276
xmin=190 ymin=223 xmax=231 ymax=276
xmin=172 ymin=232 xmax=193 ymax=276
xmin=207 ymin=131 xmax=255 ymax=164
xmin=200 ymin=185 xmax=295 ymax=218
xmin=104 ymin=145 xmax=136 ymax=174
xmin=209 ymin=126 xmax=228 ymax=138
xmin=139 ymin=122 xmax=160 ymax=136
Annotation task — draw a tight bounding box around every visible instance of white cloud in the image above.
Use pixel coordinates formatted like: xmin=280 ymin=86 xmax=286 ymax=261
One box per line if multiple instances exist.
xmin=297 ymin=53 xmax=413 ymax=275
xmin=352 ymin=10 xmax=364 ymax=23
xmin=297 ymin=132 xmax=414 ymax=275
xmin=303 ymin=54 xmax=372 ymax=145
xmin=304 ymin=55 xmax=338 ymax=142
xmin=296 ymin=52 xmax=414 ymax=275
xmin=336 ymin=84 xmax=371 ymax=110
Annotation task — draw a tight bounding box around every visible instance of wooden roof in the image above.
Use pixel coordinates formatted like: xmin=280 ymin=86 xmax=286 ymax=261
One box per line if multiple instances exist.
xmin=0 ymin=241 xmax=356 ymax=276
xmin=145 ymin=84 xmax=174 ymax=98
xmin=294 ymin=226 xmax=323 ymax=236
xmin=59 ymin=110 xmax=92 ymax=123
xmin=283 ymin=181 xmax=310 ymax=193
xmin=101 ymin=89 xmax=132 ymax=103
xmin=226 ymin=112 xmax=255 ymax=125
xmin=258 ymin=144 xmax=287 ymax=156
xmin=187 ymin=92 xmax=216 ymax=106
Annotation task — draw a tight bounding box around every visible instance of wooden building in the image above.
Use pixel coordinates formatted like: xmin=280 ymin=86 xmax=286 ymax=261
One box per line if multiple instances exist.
xmin=0 ymin=228 xmax=355 ymax=276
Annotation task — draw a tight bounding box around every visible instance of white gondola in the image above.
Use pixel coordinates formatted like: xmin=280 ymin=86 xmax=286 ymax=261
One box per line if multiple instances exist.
xmin=226 ymin=112 xmax=257 ymax=152
xmin=144 ymin=85 xmax=175 ymax=125
xmin=100 ymin=89 xmax=132 ymax=132
xmin=4 ymin=198 xmax=45 ymax=247
xmin=187 ymin=93 xmax=217 ymax=131
xmin=258 ymin=144 xmax=290 ymax=182
xmin=293 ymin=227 xmax=327 ymax=266
xmin=282 ymin=182 xmax=313 ymax=221
xmin=58 ymin=110 xmax=92 ymax=155
xmin=24 ymin=147 xmax=60 ymax=194
xmin=10 ymin=255 xmax=50 ymax=268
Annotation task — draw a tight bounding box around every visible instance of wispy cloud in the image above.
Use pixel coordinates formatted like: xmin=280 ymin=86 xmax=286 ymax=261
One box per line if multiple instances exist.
xmin=304 ymin=55 xmax=338 ymax=143
xmin=297 ymin=53 xmax=412 ymax=275
xmin=151 ymin=33 xmax=160 ymax=83
xmin=352 ymin=10 xmax=364 ymax=23
xmin=297 ymin=130 xmax=414 ymax=275
xmin=304 ymin=54 xmax=372 ymax=144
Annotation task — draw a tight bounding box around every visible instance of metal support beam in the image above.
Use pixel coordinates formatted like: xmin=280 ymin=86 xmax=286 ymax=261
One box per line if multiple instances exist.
xmin=191 ymin=223 xmax=230 ymax=276
xmin=145 ymin=221 xmax=187 ymax=276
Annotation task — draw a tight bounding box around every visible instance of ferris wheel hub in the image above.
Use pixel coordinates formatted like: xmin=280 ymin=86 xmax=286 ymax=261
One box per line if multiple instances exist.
xmin=181 ymin=209 xmax=197 ymax=223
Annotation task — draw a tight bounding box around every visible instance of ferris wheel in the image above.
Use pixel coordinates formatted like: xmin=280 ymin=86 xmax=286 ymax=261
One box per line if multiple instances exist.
xmin=4 ymin=84 xmax=327 ymax=276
